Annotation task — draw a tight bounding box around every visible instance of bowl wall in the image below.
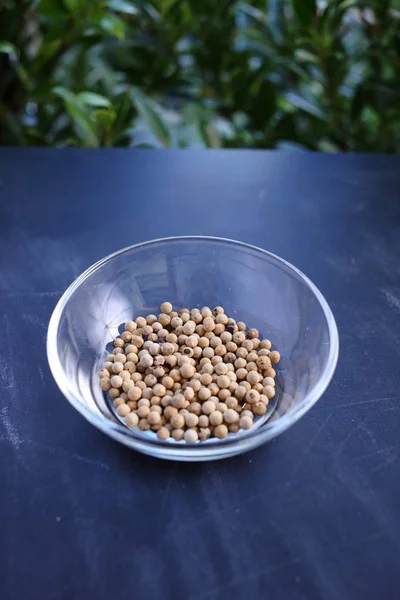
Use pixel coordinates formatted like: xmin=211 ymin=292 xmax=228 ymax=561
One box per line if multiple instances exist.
xmin=47 ymin=237 xmax=338 ymax=460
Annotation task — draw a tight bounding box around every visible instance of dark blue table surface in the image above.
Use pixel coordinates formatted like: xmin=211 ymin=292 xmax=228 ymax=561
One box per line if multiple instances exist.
xmin=1 ymin=149 xmax=400 ymax=600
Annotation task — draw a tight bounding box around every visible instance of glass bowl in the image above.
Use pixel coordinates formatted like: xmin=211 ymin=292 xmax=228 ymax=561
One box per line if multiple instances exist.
xmin=47 ymin=236 xmax=339 ymax=461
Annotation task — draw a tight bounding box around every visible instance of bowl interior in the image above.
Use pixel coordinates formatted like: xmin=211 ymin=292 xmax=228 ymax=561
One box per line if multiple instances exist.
xmin=48 ymin=237 xmax=338 ymax=458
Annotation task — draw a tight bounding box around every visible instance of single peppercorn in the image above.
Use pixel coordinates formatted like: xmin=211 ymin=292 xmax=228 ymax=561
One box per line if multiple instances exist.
xmin=265 ymin=367 xmax=276 ymax=378
xmin=246 ymin=389 xmax=260 ymax=404
xmin=127 ymin=387 xmax=142 ymax=401
xmin=199 ymin=428 xmax=211 ymax=441
xmin=100 ymin=378 xmax=111 ymax=391
xmin=153 ymin=384 xmax=166 ymax=397
xmin=223 ymin=409 xmax=239 ymax=424
xmin=109 ymin=388 xmax=120 ymax=400
xmin=160 ymin=302 xmax=173 ymax=314
xmin=239 ymin=415 xmax=253 ymax=430
xmin=125 ymin=320 xmax=137 ymax=332
xmin=199 ymin=415 xmax=209 ymax=428
xmin=247 ymin=371 xmax=260 ymax=385
xmin=116 ymin=404 xmax=131 ymax=417
xmin=253 ymin=402 xmax=267 ymax=416
xmin=170 ymin=414 xmax=185 ymax=429
xmin=184 ymin=429 xmax=198 ymax=443
xmin=216 ymin=375 xmax=230 ymax=389
xmin=172 ymin=429 xmax=185 ymax=441
xmin=214 ymin=424 xmax=228 ymax=439
xmin=209 ymin=411 xmax=223 ymax=426
xmin=218 ymin=388 xmax=230 ymax=401
xmin=157 ymin=427 xmax=170 ymax=440
xmin=256 ymin=355 xmax=271 ymax=370
xmin=263 ymin=385 xmax=276 ymax=399
xmin=269 ymin=351 xmax=281 ymax=364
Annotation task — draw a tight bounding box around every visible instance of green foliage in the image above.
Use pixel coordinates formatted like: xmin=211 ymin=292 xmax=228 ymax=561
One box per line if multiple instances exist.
xmin=1 ymin=0 xmax=399 ymax=151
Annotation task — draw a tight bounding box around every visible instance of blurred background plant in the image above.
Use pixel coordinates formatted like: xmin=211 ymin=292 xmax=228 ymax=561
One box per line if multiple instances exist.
xmin=1 ymin=0 xmax=400 ymax=151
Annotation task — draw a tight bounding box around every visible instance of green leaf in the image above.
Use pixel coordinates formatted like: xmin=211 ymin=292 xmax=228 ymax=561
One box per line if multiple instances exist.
xmin=0 ymin=42 xmax=18 ymax=60
xmin=37 ymin=39 xmax=62 ymax=62
xmin=53 ymin=87 xmax=98 ymax=146
xmin=239 ymin=3 xmax=267 ymax=26
xmin=111 ymin=92 xmax=136 ymax=143
xmin=36 ymin=0 xmax=69 ymax=19
xmin=106 ymin=0 xmax=138 ymax=14
xmin=97 ymin=14 xmax=126 ymax=39
xmin=77 ymin=92 xmax=111 ymax=107
xmin=361 ymin=105 xmax=380 ymax=137
xmin=183 ymin=104 xmax=221 ymax=148
xmin=284 ymin=91 xmax=326 ymax=119
xmin=94 ymin=108 xmax=116 ymax=128
xmin=131 ymin=89 xmax=170 ymax=147
xmin=268 ymin=0 xmax=284 ymax=41
xmin=0 ymin=42 xmax=30 ymax=86
xmin=63 ymin=0 xmax=86 ymax=13
xmin=292 ymin=0 xmax=316 ymax=27
xmin=295 ymin=49 xmax=319 ymax=64
xmin=159 ymin=0 xmax=182 ymax=17
xmin=200 ymin=122 xmax=221 ymax=148
xmin=94 ymin=108 xmax=116 ymax=145
xmin=317 ymin=139 xmax=341 ymax=152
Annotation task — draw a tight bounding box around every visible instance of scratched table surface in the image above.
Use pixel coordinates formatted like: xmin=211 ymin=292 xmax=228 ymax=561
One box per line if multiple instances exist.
xmin=1 ymin=149 xmax=400 ymax=600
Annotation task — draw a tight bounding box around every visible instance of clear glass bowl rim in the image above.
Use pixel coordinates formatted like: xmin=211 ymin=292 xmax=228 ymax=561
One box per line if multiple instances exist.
xmin=47 ymin=236 xmax=339 ymax=460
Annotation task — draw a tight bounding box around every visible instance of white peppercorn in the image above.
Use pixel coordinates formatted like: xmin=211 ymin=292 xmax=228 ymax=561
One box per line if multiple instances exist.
xmin=188 ymin=402 xmax=201 ymax=415
xmin=214 ymin=424 xmax=228 ymax=439
xmin=185 ymin=413 xmax=199 ymax=427
xmin=110 ymin=375 xmax=123 ymax=388
xmin=125 ymin=320 xmax=137 ymax=332
xmin=209 ymin=411 xmax=223 ymax=426
xmin=100 ymin=378 xmax=111 ymax=391
xmin=164 ymin=406 xmax=178 ymax=420
xmin=145 ymin=374 xmax=157 ymax=387
xmin=217 ymin=375 xmax=230 ymax=389
xmin=183 ymin=320 xmax=196 ymax=335
xmin=171 ymin=394 xmax=186 ymax=409
xmin=153 ymin=383 xmax=166 ymax=397
xmin=246 ymin=389 xmax=260 ymax=404
xmin=223 ymin=409 xmax=239 ymax=424
xmin=127 ymin=386 xmax=142 ymax=401
xmin=199 ymin=415 xmax=209 ymax=428
xmin=199 ymin=428 xmax=211 ymax=441
xmin=184 ymin=429 xmax=198 ymax=443
xmin=112 ymin=362 xmax=124 ymax=374
xmin=201 ymin=400 xmax=216 ymax=415
xmin=198 ymin=387 xmax=211 ymax=401
xmin=160 ymin=302 xmax=173 ymax=314
xmin=113 ymin=398 xmax=125 ymax=409
xmin=248 ymin=328 xmax=259 ymax=339
xmin=263 ymin=385 xmax=275 ymax=399
xmin=269 ymin=351 xmax=281 ymax=364
xmin=140 ymin=354 xmax=153 ymax=368
xmin=103 ymin=303 xmax=280 ymax=443
xmin=157 ymin=427 xmax=170 ymax=440
xmin=241 ymin=340 xmax=254 ymax=352
xmin=253 ymin=402 xmax=267 ymax=416
xmin=117 ymin=404 xmax=130 ymax=417
xmin=172 ymin=428 xmax=185 ymax=441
